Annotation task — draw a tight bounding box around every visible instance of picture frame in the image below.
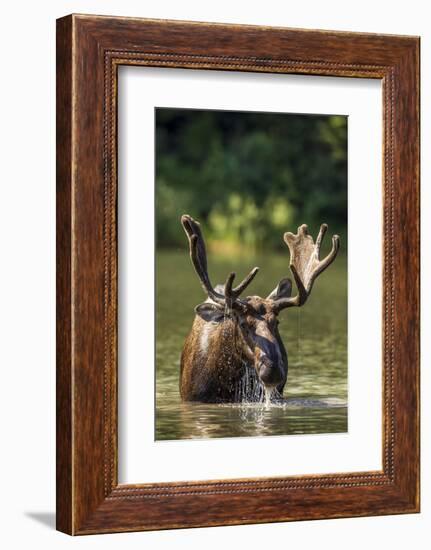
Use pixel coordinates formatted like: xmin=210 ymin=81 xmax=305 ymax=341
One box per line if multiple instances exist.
xmin=56 ymin=14 xmax=420 ymax=535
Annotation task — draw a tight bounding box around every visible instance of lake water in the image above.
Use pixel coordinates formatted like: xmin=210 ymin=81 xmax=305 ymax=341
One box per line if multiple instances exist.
xmin=155 ymin=250 xmax=347 ymax=440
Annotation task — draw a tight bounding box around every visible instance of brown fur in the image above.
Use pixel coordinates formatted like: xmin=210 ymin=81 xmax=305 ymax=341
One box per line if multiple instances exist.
xmin=180 ymin=316 xmax=247 ymax=402
xmin=180 ymin=299 xmax=288 ymax=403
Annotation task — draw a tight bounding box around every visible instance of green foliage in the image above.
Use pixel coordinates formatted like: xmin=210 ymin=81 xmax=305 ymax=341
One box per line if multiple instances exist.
xmin=156 ymin=108 xmax=347 ymax=251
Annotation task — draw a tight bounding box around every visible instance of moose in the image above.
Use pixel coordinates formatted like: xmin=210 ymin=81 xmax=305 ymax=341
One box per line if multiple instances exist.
xmin=180 ymin=214 xmax=340 ymax=403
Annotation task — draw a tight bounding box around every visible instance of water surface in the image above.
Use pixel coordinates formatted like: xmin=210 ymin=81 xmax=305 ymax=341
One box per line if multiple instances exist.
xmin=156 ymin=250 xmax=347 ymax=440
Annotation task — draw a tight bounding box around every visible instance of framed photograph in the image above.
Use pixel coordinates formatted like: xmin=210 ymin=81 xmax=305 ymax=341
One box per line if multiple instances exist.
xmin=56 ymin=14 xmax=420 ymax=534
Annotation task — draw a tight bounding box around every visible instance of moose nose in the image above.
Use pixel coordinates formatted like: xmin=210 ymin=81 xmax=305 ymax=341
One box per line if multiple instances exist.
xmin=258 ymin=357 xmax=281 ymax=385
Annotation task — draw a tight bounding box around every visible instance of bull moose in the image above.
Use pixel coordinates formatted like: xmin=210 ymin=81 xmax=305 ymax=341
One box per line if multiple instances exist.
xmin=180 ymin=214 xmax=340 ymax=403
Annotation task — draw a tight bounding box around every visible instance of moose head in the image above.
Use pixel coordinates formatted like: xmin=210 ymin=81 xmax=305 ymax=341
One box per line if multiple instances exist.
xmin=179 ymin=214 xmax=340 ymax=403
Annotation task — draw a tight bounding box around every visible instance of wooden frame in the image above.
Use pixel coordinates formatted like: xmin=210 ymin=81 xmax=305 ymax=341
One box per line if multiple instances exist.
xmin=56 ymin=14 xmax=420 ymax=535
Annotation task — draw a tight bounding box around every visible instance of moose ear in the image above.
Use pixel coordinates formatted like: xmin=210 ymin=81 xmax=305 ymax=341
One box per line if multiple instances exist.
xmin=195 ymin=302 xmax=225 ymax=323
xmin=267 ymin=277 xmax=292 ymax=300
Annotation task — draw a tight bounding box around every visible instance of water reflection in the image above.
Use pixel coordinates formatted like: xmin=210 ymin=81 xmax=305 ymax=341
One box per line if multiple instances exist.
xmin=156 ymin=398 xmax=347 ymax=440
xmin=156 ymin=251 xmax=347 ymax=441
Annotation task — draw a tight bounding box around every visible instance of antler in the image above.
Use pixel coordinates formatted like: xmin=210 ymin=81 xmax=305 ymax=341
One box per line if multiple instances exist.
xmin=181 ymin=215 xmax=259 ymax=310
xmin=271 ymin=223 xmax=340 ymax=312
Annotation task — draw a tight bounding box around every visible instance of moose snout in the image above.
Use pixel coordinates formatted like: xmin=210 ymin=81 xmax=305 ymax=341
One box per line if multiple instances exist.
xmin=258 ymin=356 xmax=282 ymax=385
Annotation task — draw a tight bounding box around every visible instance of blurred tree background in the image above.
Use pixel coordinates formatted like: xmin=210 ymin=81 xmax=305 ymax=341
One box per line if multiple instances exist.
xmin=156 ymin=108 xmax=347 ymax=253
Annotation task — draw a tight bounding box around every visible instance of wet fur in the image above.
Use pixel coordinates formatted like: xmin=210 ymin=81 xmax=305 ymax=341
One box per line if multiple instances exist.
xmin=180 ymin=309 xmax=288 ymax=403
